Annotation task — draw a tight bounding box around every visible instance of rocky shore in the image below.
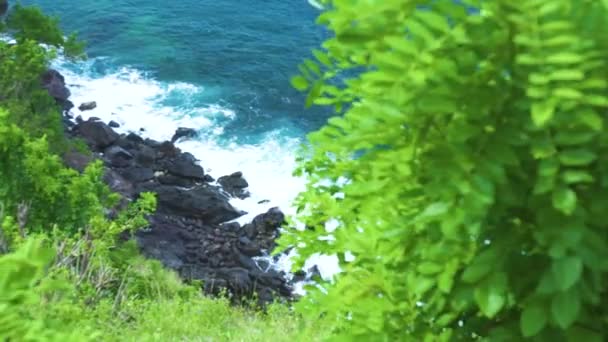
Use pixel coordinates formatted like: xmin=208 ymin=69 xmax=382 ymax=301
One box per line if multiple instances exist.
xmin=47 ymin=69 xmax=294 ymax=305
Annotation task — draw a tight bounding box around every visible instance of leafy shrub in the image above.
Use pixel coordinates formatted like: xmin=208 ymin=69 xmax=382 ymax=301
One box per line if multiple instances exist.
xmin=0 ymin=237 xmax=99 ymax=341
xmin=280 ymin=0 xmax=608 ymax=340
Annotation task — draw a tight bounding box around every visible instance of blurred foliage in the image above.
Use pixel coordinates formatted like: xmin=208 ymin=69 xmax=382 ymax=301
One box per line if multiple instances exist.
xmin=280 ymin=0 xmax=608 ymax=340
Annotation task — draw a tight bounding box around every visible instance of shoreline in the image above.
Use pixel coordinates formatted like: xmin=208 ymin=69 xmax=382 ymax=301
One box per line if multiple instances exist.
xmin=47 ymin=67 xmax=301 ymax=305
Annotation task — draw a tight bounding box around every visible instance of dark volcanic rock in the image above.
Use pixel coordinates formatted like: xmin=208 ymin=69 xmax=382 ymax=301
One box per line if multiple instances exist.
xmin=133 ymin=146 xmax=156 ymax=168
xmin=41 ymin=69 xmax=73 ymax=112
xmin=120 ymin=166 xmax=155 ymax=183
xmin=109 ymin=120 xmax=120 ymax=128
xmin=76 ymin=120 xmax=119 ymax=149
xmin=171 ymin=127 xmax=198 ymax=143
xmin=126 ymin=132 xmax=145 ymax=144
xmin=147 ymin=185 xmax=243 ymax=224
xmin=103 ymin=168 xmax=134 ymax=198
xmin=157 ymin=174 xmax=197 ymax=188
xmin=165 ymin=153 xmax=205 ymax=181
xmin=103 ymin=145 xmax=133 ymax=167
xmin=218 ymin=171 xmax=250 ymax=199
xmin=79 ymin=101 xmax=97 ymax=111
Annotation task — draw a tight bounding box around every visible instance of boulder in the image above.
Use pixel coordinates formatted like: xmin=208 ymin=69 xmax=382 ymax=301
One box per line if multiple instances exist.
xmin=41 ymin=69 xmax=72 ymax=112
xmin=134 ymin=145 xmax=156 ymax=168
xmin=149 ymin=185 xmax=243 ymax=224
xmin=103 ymin=145 xmax=133 ymax=168
xmin=108 ymin=120 xmax=120 ymax=128
xmin=103 ymin=168 xmax=134 ymax=198
xmin=157 ymin=174 xmax=197 ymax=188
xmin=218 ymin=171 xmax=250 ymax=199
xmin=120 ymin=166 xmax=155 ymax=183
xmin=79 ymin=101 xmax=97 ymax=111
xmin=242 ymin=207 xmax=285 ymax=249
xmin=76 ymin=120 xmax=119 ymax=150
xmin=165 ymin=153 xmax=205 ymax=180
xmin=171 ymin=127 xmax=198 ymax=143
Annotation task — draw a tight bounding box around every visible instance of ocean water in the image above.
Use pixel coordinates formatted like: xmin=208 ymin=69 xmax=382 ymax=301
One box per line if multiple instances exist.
xmin=19 ymin=0 xmax=341 ymax=281
xmin=21 ymin=0 xmax=333 ymax=220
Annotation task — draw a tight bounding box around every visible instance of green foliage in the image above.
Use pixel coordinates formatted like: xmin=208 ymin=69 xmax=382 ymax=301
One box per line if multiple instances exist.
xmin=5 ymin=4 xmax=86 ymax=58
xmin=0 ymin=109 xmax=118 ymax=234
xmin=0 ymin=236 xmax=329 ymax=342
xmin=0 ymin=237 xmax=99 ymax=341
xmin=280 ymin=0 xmax=608 ymax=340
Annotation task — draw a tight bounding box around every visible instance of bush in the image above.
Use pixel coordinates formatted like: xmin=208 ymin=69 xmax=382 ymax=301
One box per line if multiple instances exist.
xmin=280 ymin=0 xmax=608 ymax=340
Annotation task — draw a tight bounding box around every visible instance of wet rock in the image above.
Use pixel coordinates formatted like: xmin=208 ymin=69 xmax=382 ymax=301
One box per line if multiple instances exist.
xmin=109 ymin=120 xmax=120 ymax=128
xmin=76 ymin=120 xmax=119 ymax=149
xmin=218 ymin=171 xmax=250 ymax=199
xmin=156 ymin=141 xmax=180 ymax=160
xmin=78 ymin=101 xmax=97 ymax=111
xmin=157 ymin=174 xmax=197 ymax=188
xmin=126 ymin=132 xmax=144 ymax=144
xmin=165 ymin=153 xmax=205 ymax=181
xmin=41 ymin=69 xmax=72 ymax=112
xmin=171 ymin=127 xmax=198 ymax=143
xmin=147 ymin=185 xmax=244 ymax=224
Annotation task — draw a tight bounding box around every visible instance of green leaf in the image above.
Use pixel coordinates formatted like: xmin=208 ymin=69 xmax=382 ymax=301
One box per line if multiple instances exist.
xmin=462 ymin=249 xmax=497 ymax=284
xmin=554 ymin=131 xmax=596 ymax=145
xmin=474 ymin=274 xmax=507 ymax=318
xmin=552 ymin=186 xmax=577 ymax=215
xmin=305 ymin=81 xmax=323 ymax=107
xmin=475 ymin=287 xmax=505 ymax=318
xmin=553 ymin=88 xmax=583 ymax=100
xmin=417 ymin=262 xmax=442 ymax=275
xmin=416 ymin=11 xmax=450 ymax=33
xmin=584 ymin=95 xmax=608 ymax=107
xmin=416 ymin=202 xmax=449 ymax=221
xmin=546 ymin=52 xmax=584 ymax=64
xmin=549 ymin=69 xmax=584 ymax=81
xmin=536 ymin=271 xmax=557 ymax=294
xmin=521 ymin=304 xmax=547 ymax=337
xmin=312 ymin=49 xmax=332 ymax=67
xmin=551 ymin=290 xmax=580 ymax=329
xmin=578 ymin=110 xmax=603 ymax=131
xmin=531 ymin=101 xmax=555 ymax=126
xmin=552 ymin=256 xmax=583 ymax=291
xmin=562 ymin=170 xmax=594 ymax=184
xmin=559 ymin=149 xmax=597 ymax=166
xmin=304 ymin=59 xmax=322 ymax=77
xmin=291 ymin=75 xmax=309 ymax=91
xmin=529 ymin=73 xmax=550 ymax=85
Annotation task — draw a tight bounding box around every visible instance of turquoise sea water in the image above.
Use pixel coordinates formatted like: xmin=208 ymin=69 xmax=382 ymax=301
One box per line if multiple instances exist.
xmin=24 ymin=0 xmax=328 ymax=141
xmin=19 ymin=0 xmax=333 ymax=225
